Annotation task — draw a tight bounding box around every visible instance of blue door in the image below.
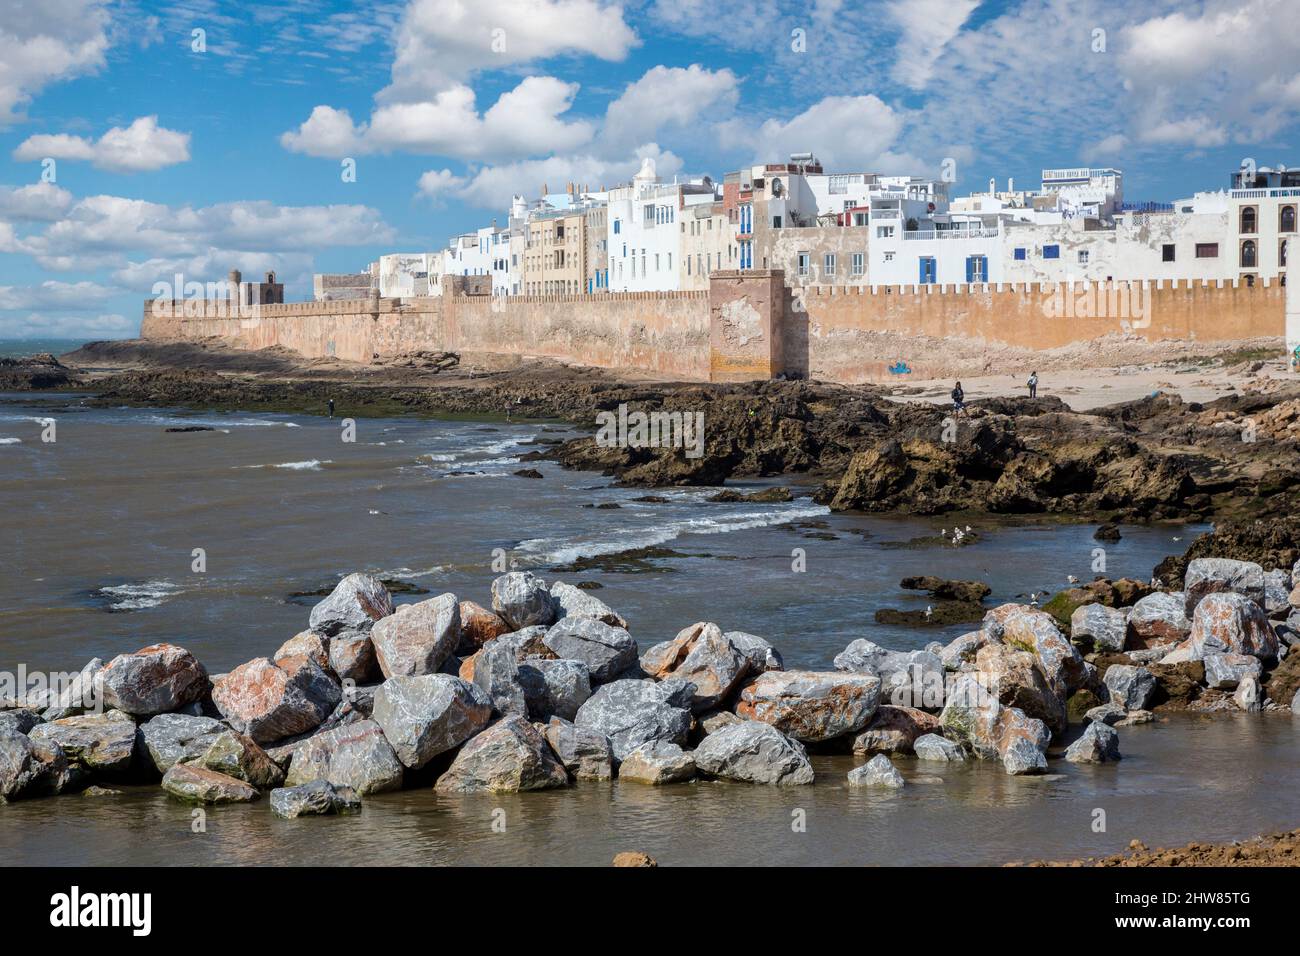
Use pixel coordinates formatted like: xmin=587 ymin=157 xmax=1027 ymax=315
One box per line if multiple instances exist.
xmin=918 ymin=257 xmax=936 ymax=284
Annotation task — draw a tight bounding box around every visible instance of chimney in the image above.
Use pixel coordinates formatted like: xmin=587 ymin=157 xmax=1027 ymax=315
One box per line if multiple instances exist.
xmin=1008 ymin=177 xmax=1015 ymax=192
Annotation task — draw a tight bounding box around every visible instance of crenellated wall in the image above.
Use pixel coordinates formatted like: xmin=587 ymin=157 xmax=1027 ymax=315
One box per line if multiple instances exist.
xmin=141 ymin=272 xmax=1287 ymax=384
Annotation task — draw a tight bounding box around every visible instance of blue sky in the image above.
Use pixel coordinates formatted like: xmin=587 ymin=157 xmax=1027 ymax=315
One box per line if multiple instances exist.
xmin=1 ymin=0 xmax=1297 ymax=339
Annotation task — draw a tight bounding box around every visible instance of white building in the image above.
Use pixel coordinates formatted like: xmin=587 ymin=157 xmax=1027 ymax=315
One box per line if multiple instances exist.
xmin=607 ymin=158 xmax=718 ymax=292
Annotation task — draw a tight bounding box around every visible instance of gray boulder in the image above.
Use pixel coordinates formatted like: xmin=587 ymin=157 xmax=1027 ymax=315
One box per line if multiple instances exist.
xmin=1263 ymin=569 xmax=1291 ymax=615
xmin=913 ymin=733 xmax=967 ymax=762
xmin=939 ymin=632 xmax=987 ymax=670
xmin=1064 ymin=722 xmax=1121 ymax=763
xmin=573 ymin=678 xmax=692 ymax=761
xmin=284 ymin=718 xmax=402 ymax=794
xmin=471 ymin=635 xmax=530 ymax=717
xmin=1234 ymin=676 xmax=1262 ymax=713
xmin=270 ymin=780 xmax=361 ymax=818
xmin=371 ymin=593 xmax=461 ymax=678
xmin=833 ymin=639 xmax=945 ymax=710
xmin=723 ymin=630 xmax=784 ymax=672
xmin=1126 ymin=592 xmax=1191 ymax=648
xmin=1102 ymin=664 xmax=1157 ymax=711
xmin=692 ymin=720 xmax=814 ymax=785
xmin=997 ymin=707 xmax=1050 ymax=775
xmin=434 ymin=715 xmax=569 ymax=793
xmin=1184 ymin=558 xmax=1265 ymax=616
xmin=543 ymin=717 xmax=613 ymax=780
xmin=549 ymin=581 xmax=627 ymax=628
xmin=491 ymin=571 xmax=555 ymax=629
xmin=847 ymin=754 xmax=905 ymax=788
xmin=1 ymin=731 xmax=47 ymax=799
xmin=618 ymin=740 xmax=696 ymax=785
xmin=737 ymin=670 xmax=881 ymax=742
xmin=372 ymin=674 xmax=492 ymax=769
xmin=161 ymin=764 xmax=259 ymax=804
xmin=1181 ymin=592 xmax=1278 ymax=660
xmin=519 ymin=658 xmax=591 ymax=722
xmin=29 ymin=711 xmax=139 ymax=774
xmin=309 ymin=572 xmax=394 ymax=635
xmin=1085 ymin=703 xmax=1127 ymax=726
xmin=197 ymin=730 xmax=285 ymax=788
xmin=327 ymin=629 xmax=379 ymax=683
xmin=42 ymin=658 xmax=104 ymax=720
xmin=1071 ymin=604 xmax=1128 ymax=652
xmin=96 ymin=643 xmax=209 ymax=717
xmin=639 ymin=622 xmax=749 ymax=711
xmin=1203 ymin=653 xmax=1263 ymax=690
xmin=543 ymin=617 xmax=638 ymax=684
xmin=0 ymin=710 xmax=42 ymax=736
xmin=139 ymin=712 xmax=226 ymax=774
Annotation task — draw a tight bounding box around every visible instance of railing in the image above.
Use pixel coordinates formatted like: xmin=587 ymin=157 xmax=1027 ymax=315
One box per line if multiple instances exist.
xmin=902 ymin=225 xmax=1000 ymax=240
xmin=1230 ymin=188 xmax=1300 ymax=199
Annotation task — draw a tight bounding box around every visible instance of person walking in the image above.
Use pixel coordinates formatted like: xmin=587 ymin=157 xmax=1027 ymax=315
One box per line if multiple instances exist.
xmin=1027 ymin=370 xmax=1038 ymax=399
xmin=951 ymin=381 xmax=966 ymax=417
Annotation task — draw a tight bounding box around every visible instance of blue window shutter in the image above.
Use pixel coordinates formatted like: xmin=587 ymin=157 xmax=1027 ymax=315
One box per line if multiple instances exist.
xmin=965 ymin=257 xmax=973 ymax=282
xmin=919 ymin=258 xmax=926 ymax=283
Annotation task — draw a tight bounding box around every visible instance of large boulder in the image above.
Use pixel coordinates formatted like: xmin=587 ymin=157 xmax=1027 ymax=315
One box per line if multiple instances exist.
xmin=992 ymin=605 xmax=1086 ymax=695
xmin=434 ymin=715 xmax=569 ymax=793
xmin=372 ymin=674 xmax=492 ymax=769
xmin=457 ymin=600 xmax=511 ymax=652
xmin=723 ymin=631 xmax=784 ymax=673
xmin=834 ymin=640 xmax=945 ymax=710
xmin=470 ymin=634 xmax=531 ymax=717
xmin=618 ymin=740 xmax=696 ymax=785
xmin=1203 ymin=653 xmax=1263 ymax=690
xmin=1064 ymin=721 xmax=1121 ymax=763
xmin=639 ymin=622 xmax=749 ymax=711
xmin=327 ymin=629 xmax=379 ymax=683
xmin=97 ymin=643 xmax=209 ymax=717
xmin=274 ymin=631 xmax=330 ymax=670
xmin=1184 ymin=558 xmax=1265 ymax=616
xmin=283 ymin=719 xmax=403 ymax=794
xmin=549 ymin=581 xmax=627 ymax=628
xmin=1126 ymin=592 xmax=1191 ymax=649
xmin=847 ymin=754 xmax=905 ymax=788
xmin=939 ymin=672 xmax=1002 ymax=757
xmin=29 ymin=711 xmax=139 ymax=774
xmin=372 ymin=593 xmax=461 ymax=678
xmin=1102 ymin=664 xmax=1157 ymax=711
xmin=491 ymin=571 xmax=555 ymax=629
xmin=1071 ymin=604 xmax=1128 ymax=653
xmin=851 ymin=704 xmax=942 ymax=755
xmin=139 ymin=712 xmax=226 ymax=774
xmin=939 ymin=631 xmax=987 ymax=671
xmin=1179 ymin=592 xmax=1278 ymax=661
xmin=519 ymin=658 xmax=591 ymax=722
xmin=42 ymin=658 xmax=105 ymax=720
xmin=196 ymin=731 xmax=284 ymax=788
xmin=573 ymin=678 xmax=693 ymax=761
xmin=0 ymin=710 xmax=41 ymax=736
xmin=974 ymin=642 xmax=1067 ymax=736
xmin=270 ymin=780 xmax=361 ymax=818
xmin=542 ymin=617 xmax=638 ymax=684
xmin=161 ymin=764 xmax=259 ymax=804
xmin=913 ymin=733 xmax=967 ymax=762
xmin=309 ymin=573 xmax=394 ymax=636
xmin=1263 ymin=569 xmax=1292 ymax=615
xmin=0 ymin=730 xmax=60 ymax=799
xmin=212 ymin=655 xmax=342 ymax=745
xmin=692 ymin=720 xmax=815 ymax=785
xmin=736 ymin=670 xmax=881 ymax=743
xmin=995 ymin=707 xmax=1050 ymax=775
xmin=1234 ymin=676 xmax=1262 ymax=713
xmin=543 ymin=717 xmax=613 ymax=780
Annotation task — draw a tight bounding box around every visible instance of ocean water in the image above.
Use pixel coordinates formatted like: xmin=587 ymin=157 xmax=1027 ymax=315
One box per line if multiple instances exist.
xmin=2 ymin=391 xmax=1297 ymax=866
xmin=0 ymin=339 xmax=87 ymax=359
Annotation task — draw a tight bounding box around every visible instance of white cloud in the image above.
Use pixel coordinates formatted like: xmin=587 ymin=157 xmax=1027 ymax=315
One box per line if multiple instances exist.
xmin=416 ymin=168 xmax=467 ymax=201
xmin=0 ymin=0 xmax=110 ymax=127
xmin=0 ymin=183 xmax=75 ymax=222
xmin=732 ymin=94 xmax=923 ymax=173
xmin=887 ymin=0 xmax=980 ymax=89
xmin=0 ymin=280 xmax=119 ymax=311
xmin=0 ymin=311 xmax=133 ymax=340
xmin=600 ymin=64 xmax=739 ymax=154
xmin=382 ymin=0 xmax=637 ymax=101
xmin=13 ymin=116 xmax=192 ymax=172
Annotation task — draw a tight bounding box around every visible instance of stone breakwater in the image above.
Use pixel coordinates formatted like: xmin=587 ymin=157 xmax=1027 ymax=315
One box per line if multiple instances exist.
xmin=2 ymin=558 xmax=1298 ymax=819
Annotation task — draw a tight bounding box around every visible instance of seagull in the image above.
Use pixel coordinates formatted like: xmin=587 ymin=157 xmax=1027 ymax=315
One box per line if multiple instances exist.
xmin=1029 ymin=592 xmax=1040 ymax=607
xmin=1172 ymin=536 xmax=1182 ymax=542
xmin=925 ymin=605 xmax=933 ymax=620
xmin=1067 ymin=574 xmax=1079 ymax=584
xmin=940 ymin=528 xmax=948 ymax=537
xmin=964 ymin=525 xmax=972 ymax=533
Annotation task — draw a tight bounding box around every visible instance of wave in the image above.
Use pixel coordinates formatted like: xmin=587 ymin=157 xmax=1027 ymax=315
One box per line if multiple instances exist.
xmin=0 ymin=437 xmax=20 ymax=444
xmin=238 ymin=459 xmax=331 ymax=471
xmin=516 ymin=503 xmax=832 ymax=566
xmin=95 ymin=580 xmax=182 ymax=611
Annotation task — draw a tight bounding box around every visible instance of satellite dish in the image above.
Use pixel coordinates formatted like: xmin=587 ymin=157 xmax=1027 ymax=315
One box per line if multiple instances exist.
xmin=927 ymin=202 xmax=936 ymax=212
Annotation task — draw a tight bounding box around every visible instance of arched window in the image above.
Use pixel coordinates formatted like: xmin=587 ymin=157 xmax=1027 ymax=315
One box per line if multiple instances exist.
xmin=1240 ymin=239 xmax=1257 ymax=268
xmin=1282 ymin=205 xmax=1297 ymax=233
xmin=1240 ymin=206 xmax=1257 ymax=234
xmin=1282 ymin=238 xmax=1289 ymax=268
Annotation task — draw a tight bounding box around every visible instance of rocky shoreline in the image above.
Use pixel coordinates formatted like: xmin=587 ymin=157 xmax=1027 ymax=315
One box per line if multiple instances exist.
xmin=3 ymin=556 xmax=1297 ymax=853
xmin=12 ymin=339 xmax=1300 ymax=528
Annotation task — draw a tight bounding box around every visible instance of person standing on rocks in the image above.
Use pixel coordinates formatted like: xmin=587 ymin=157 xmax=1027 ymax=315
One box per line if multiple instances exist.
xmin=951 ymin=381 xmax=966 ymax=417
xmin=1027 ymin=370 xmax=1038 ymax=399
xmin=327 ymin=398 xmax=335 ymax=418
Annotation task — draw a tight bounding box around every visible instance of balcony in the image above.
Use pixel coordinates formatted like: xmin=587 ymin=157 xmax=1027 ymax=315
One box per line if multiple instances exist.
xmin=902 ymin=225 xmax=1000 ymax=240
xmin=1230 ymin=187 xmax=1300 ymax=199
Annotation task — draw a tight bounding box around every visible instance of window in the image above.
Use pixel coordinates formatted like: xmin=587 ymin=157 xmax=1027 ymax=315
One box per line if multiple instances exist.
xmin=1240 ymin=206 xmax=1257 ymax=234
xmin=877 ymin=225 xmax=894 ymax=238
xmin=824 ymin=253 xmax=836 ymax=277
xmin=1282 ymin=238 xmax=1288 ymax=268
xmin=852 ymin=212 xmax=868 ymax=226
xmin=1195 ymin=243 xmax=1219 ymax=258
xmin=1282 ymin=206 xmax=1297 ymax=233
xmin=613 ymin=219 xmax=621 ymax=235
xmin=1162 ymin=244 xmax=1176 ymax=262
xmin=797 ymin=252 xmax=810 ymax=277
xmin=919 ymin=256 xmax=936 ymax=284
xmin=851 ymin=252 xmax=865 ymax=276
xmin=1241 ymin=239 xmax=1257 ymax=268
xmin=1043 ymin=244 xmax=1060 ymax=259
xmin=1014 ymin=247 xmax=1027 ymax=260
xmin=966 ymin=255 xmax=987 ymax=282
xmin=773 ymin=216 xmax=782 ymax=228
xmin=1078 ymin=250 xmax=1089 ymax=264
xmin=643 ymin=203 xmax=655 ymax=225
